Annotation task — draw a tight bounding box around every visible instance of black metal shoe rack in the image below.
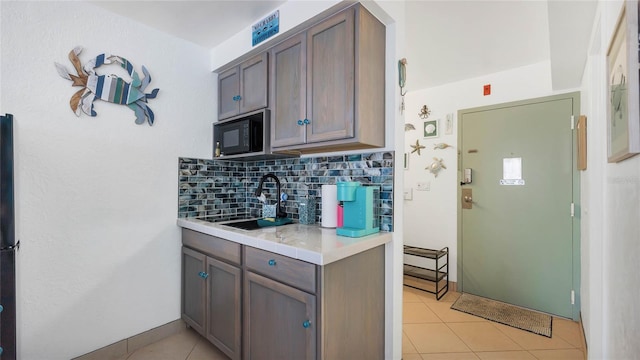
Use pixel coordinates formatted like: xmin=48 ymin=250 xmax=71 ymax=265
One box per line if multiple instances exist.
xmin=403 ymin=245 xmax=449 ymax=300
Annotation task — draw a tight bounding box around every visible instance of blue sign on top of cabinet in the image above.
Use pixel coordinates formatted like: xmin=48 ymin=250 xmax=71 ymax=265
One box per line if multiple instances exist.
xmin=252 ymin=10 xmax=279 ymax=46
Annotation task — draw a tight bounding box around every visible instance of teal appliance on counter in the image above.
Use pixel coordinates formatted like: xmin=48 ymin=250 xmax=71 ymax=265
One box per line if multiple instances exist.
xmin=336 ymin=182 xmax=380 ymax=237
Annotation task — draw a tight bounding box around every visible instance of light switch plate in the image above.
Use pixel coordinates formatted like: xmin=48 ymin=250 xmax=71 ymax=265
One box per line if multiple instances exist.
xmin=404 ymin=188 xmax=413 ymax=200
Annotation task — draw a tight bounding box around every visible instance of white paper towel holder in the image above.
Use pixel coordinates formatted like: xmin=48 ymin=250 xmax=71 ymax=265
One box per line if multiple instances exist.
xmin=321 ymin=184 xmax=337 ymax=228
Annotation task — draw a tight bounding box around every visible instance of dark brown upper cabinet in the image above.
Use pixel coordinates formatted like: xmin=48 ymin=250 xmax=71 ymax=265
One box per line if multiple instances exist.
xmin=269 ymin=4 xmax=385 ymax=154
xmin=218 ymin=52 xmax=268 ymax=120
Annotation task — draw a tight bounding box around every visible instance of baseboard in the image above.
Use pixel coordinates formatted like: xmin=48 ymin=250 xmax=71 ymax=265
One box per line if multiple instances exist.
xmin=579 ymin=313 xmax=588 ymax=358
xmin=72 ymin=319 xmax=186 ymax=360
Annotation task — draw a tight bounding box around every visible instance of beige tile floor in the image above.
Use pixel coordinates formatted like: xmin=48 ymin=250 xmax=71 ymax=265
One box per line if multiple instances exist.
xmin=115 ymin=328 xmax=230 ymax=360
xmin=403 ymin=286 xmax=586 ymax=360
xmin=117 ymin=287 xmax=586 ymax=360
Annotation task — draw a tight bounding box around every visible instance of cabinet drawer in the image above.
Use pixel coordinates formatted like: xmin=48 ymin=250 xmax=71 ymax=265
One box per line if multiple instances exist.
xmin=244 ymin=247 xmax=316 ymax=293
xmin=182 ymin=229 xmax=241 ymax=265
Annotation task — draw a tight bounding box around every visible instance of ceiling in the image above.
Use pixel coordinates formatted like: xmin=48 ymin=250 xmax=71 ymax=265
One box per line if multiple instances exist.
xmin=89 ymin=0 xmax=287 ymax=49
xmin=89 ymin=0 xmax=598 ymax=91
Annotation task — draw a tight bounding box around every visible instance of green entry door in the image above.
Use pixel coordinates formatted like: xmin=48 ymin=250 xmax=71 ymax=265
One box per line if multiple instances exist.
xmin=459 ymin=94 xmax=577 ymax=319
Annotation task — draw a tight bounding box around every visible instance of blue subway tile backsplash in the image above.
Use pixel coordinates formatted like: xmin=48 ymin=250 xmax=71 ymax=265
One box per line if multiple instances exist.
xmin=178 ymin=151 xmax=394 ymax=231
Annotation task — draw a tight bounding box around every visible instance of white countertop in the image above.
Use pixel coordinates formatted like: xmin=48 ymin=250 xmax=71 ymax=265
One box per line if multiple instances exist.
xmin=177 ymin=218 xmax=392 ymax=266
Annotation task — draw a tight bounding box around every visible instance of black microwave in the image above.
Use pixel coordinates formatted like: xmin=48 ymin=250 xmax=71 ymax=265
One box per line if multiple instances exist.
xmin=213 ymin=109 xmax=269 ymax=158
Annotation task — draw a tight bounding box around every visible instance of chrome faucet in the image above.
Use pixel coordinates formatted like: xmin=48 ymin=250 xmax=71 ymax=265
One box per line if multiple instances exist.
xmin=254 ymin=173 xmax=287 ymax=218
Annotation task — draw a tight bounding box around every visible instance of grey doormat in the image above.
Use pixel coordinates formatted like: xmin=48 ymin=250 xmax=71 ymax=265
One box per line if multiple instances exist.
xmin=451 ymin=293 xmax=552 ymax=338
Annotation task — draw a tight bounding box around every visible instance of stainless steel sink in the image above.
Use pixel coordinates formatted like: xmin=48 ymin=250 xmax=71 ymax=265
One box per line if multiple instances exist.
xmin=221 ymin=218 xmax=294 ymax=230
xmin=222 ymin=220 xmax=262 ymax=231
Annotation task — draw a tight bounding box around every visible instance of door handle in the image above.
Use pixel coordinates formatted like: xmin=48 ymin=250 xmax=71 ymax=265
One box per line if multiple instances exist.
xmin=462 ymin=189 xmax=473 ymax=209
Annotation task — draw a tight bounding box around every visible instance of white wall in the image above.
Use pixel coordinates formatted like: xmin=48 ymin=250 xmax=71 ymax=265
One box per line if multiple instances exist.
xmin=580 ymin=1 xmax=640 ymax=358
xmin=580 ymin=6 xmax=606 ymax=357
xmin=366 ymin=2 xmax=406 ymax=359
xmin=1 ymin=2 xmax=215 ymax=359
xmin=210 ymin=1 xmax=340 ymax=71
xmin=403 ymin=61 xmax=567 ymax=281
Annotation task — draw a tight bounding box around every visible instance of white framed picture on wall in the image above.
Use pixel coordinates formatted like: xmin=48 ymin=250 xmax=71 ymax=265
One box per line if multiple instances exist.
xmin=606 ymin=0 xmax=640 ymax=162
xmin=424 ymin=119 xmax=439 ymax=139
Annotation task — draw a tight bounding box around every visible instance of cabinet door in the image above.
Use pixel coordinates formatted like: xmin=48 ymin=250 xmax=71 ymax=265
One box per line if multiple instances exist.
xmin=270 ymin=33 xmax=307 ymax=147
xmin=206 ymin=256 xmax=241 ymax=360
xmin=182 ymin=247 xmax=206 ymax=336
xmin=244 ymin=271 xmax=316 ymax=360
xmin=218 ymin=66 xmax=240 ymax=120
xmin=239 ymin=53 xmax=268 ymax=114
xmin=306 ymin=8 xmax=355 ymax=143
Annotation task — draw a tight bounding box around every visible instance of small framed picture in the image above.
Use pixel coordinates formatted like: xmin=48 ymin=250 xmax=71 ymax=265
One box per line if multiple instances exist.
xmin=606 ymin=0 xmax=640 ymax=162
xmin=424 ymin=119 xmax=439 ymax=138
xmin=445 ymin=113 xmax=454 ymax=135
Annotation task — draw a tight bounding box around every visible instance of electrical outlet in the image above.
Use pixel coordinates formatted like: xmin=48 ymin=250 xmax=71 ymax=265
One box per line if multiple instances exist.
xmin=416 ymin=182 xmax=430 ymax=191
xmin=404 ymin=188 xmax=413 ymax=200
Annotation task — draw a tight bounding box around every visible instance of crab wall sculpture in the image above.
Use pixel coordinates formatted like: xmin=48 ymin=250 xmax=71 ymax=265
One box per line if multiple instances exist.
xmin=55 ymin=46 xmax=159 ymax=126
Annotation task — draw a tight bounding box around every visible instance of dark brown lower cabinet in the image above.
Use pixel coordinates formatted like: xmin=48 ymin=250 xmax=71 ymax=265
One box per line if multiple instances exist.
xmin=182 ymin=230 xmax=242 ymax=360
xmin=243 ymin=271 xmax=316 ymax=359
xmin=182 ymin=247 xmax=206 ymax=335
xmin=242 ymin=245 xmax=385 ymax=360
xmin=205 ymin=256 xmax=241 ymax=359
xmin=182 ymin=228 xmax=385 ymax=360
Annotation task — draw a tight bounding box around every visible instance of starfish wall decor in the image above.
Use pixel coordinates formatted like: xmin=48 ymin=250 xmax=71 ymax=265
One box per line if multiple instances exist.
xmin=410 ymin=139 xmax=426 ymax=155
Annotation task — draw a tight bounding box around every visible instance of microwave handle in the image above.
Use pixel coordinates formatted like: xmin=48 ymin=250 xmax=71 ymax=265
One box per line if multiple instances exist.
xmin=252 ymin=120 xmax=264 ymax=151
